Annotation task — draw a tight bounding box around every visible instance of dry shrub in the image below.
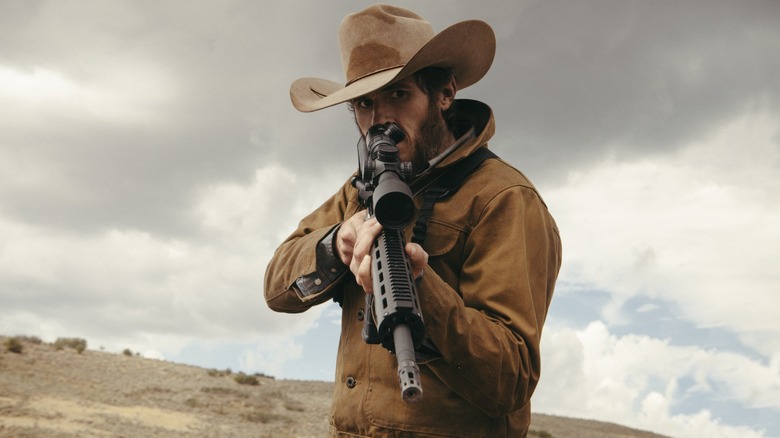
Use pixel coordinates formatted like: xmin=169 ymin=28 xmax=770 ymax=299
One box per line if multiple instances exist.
xmin=240 ymin=411 xmax=289 ymax=424
xmin=4 ymin=337 xmax=24 ymax=354
xmin=234 ymin=372 xmax=259 ymax=386
xmin=54 ymin=337 xmax=87 ymax=353
xmin=207 ymin=368 xmax=232 ymax=377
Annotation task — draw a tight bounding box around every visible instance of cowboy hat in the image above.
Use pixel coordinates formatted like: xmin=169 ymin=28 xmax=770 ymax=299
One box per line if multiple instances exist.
xmin=290 ymin=4 xmax=496 ymax=112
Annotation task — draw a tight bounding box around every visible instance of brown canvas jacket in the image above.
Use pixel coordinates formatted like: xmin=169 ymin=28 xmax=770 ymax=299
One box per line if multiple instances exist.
xmin=264 ymin=100 xmax=562 ymax=437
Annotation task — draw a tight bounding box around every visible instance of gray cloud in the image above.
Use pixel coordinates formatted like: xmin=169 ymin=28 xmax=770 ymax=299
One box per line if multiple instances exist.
xmin=4 ymin=0 xmax=777 ymax=234
xmin=481 ymin=1 xmax=780 ymax=183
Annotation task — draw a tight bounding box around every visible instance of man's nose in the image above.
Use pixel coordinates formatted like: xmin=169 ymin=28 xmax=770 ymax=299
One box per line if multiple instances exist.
xmin=371 ymin=101 xmax=391 ymax=127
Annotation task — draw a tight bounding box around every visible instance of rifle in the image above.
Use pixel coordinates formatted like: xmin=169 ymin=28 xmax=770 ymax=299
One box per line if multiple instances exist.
xmin=351 ymin=123 xmax=425 ymax=403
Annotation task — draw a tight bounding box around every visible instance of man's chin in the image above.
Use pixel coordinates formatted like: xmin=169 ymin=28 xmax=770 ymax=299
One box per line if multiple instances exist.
xmin=396 ymin=141 xmax=413 ymax=163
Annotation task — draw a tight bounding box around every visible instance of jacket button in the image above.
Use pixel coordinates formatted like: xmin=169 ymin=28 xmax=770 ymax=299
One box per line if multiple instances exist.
xmin=357 ymin=309 xmax=365 ymax=321
xmin=346 ymin=376 xmax=357 ymax=388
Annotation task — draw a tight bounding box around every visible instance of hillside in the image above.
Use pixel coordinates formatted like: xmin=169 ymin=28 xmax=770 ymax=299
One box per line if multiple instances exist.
xmin=0 ymin=336 xmax=669 ymax=437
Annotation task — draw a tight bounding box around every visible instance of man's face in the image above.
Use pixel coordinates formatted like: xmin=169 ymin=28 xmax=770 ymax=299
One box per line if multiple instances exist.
xmin=351 ymin=76 xmax=454 ymax=171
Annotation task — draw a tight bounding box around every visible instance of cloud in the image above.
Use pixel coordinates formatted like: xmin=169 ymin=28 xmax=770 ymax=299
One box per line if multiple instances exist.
xmin=545 ymin=106 xmax=780 ymax=355
xmin=484 ymin=1 xmax=780 ymax=183
xmin=0 ymin=65 xmax=177 ymax=126
xmin=0 ymin=218 xmax=291 ymax=337
xmin=536 ymin=321 xmax=776 ymax=438
xmin=0 ymin=163 xmax=328 ymax=354
xmin=1 ymin=2 xmax=288 ymax=236
xmin=535 ymin=104 xmax=780 ymax=436
xmin=239 ymin=336 xmax=305 ymax=378
xmin=0 ymin=157 xmax=348 ymax=368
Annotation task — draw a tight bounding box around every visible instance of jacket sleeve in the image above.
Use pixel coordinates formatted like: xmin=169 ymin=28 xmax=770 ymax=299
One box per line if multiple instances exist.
xmin=264 ymin=179 xmax=362 ymax=313
xmin=420 ymin=183 xmax=562 ymax=418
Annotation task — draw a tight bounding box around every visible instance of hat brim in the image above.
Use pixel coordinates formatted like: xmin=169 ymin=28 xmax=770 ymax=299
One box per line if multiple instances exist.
xmin=290 ymin=20 xmax=496 ymax=112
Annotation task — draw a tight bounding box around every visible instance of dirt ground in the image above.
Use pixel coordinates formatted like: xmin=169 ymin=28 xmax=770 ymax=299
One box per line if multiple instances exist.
xmin=0 ymin=336 xmax=668 ymax=437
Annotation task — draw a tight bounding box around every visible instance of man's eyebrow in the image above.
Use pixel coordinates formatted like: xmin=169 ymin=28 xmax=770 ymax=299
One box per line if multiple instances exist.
xmin=351 ymin=81 xmax=412 ymax=104
xmin=387 ymin=81 xmax=412 ymax=89
xmin=380 ymin=83 xmax=411 ymax=94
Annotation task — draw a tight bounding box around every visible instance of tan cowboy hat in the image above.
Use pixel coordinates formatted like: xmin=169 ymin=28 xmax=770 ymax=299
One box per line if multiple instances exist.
xmin=290 ymin=4 xmax=496 ymax=112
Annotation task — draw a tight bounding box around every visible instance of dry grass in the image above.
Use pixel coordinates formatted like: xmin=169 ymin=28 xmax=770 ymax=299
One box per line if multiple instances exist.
xmin=0 ymin=335 xmax=668 ymax=437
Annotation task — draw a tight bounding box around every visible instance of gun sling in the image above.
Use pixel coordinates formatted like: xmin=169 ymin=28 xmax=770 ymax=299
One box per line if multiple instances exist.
xmin=412 ymin=147 xmax=498 ymax=246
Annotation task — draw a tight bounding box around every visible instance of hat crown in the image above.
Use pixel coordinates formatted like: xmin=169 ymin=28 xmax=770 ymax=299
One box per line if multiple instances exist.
xmin=339 ymin=4 xmax=434 ymax=85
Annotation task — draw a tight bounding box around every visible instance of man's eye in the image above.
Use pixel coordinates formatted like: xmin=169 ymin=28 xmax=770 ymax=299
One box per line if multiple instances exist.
xmin=355 ymin=99 xmax=372 ymax=109
xmin=391 ymin=90 xmax=407 ymax=99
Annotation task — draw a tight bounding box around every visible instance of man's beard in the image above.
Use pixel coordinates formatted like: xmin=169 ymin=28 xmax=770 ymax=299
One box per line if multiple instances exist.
xmin=411 ymin=102 xmax=450 ymax=172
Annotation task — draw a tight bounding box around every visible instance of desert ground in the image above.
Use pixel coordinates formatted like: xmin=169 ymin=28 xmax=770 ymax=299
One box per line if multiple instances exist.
xmin=1 ymin=336 xmax=669 ymax=437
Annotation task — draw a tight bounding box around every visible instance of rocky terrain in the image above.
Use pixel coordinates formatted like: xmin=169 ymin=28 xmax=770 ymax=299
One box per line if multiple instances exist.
xmin=0 ymin=336 xmax=669 ymax=437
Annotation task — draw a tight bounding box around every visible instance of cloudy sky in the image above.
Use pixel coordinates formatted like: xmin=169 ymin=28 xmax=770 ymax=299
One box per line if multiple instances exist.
xmin=1 ymin=1 xmax=778 ymax=436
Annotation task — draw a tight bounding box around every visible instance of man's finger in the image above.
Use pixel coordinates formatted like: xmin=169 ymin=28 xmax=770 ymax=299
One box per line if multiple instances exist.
xmin=406 ymin=242 xmax=429 ymax=280
xmin=356 ymin=254 xmax=373 ymax=294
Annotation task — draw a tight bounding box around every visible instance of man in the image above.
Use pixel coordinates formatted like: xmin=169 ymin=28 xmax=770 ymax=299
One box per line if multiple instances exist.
xmin=265 ymin=4 xmax=562 ymax=437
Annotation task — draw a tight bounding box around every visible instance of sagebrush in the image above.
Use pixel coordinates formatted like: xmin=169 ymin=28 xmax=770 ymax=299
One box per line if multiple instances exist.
xmin=54 ymin=337 xmax=87 ymax=353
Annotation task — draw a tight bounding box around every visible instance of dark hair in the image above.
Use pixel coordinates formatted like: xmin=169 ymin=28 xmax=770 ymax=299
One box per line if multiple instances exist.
xmin=413 ymin=67 xmax=454 ymax=96
xmin=413 ymin=67 xmax=459 ymax=135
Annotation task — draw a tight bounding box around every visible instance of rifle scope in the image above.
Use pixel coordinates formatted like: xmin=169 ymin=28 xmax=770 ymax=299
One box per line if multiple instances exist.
xmin=359 ymin=123 xmax=415 ymax=228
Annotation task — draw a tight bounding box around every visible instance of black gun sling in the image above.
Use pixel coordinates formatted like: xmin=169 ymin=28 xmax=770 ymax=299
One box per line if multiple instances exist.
xmin=412 ymin=147 xmax=498 ymax=246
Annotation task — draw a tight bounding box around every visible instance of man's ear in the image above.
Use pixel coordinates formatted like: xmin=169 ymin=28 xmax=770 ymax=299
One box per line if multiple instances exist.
xmin=438 ymin=78 xmax=457 ymax=111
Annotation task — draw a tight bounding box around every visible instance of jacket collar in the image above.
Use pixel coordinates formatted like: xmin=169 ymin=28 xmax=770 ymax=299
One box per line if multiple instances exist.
xmin=411 ymin=99 xmax=495 ymax=190
xmin=436 ymin=99 xmax=494 ymax=169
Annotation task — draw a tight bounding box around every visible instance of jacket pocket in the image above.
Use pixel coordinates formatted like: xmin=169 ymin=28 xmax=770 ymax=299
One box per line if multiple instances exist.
xmin=420 ymin=220 xmax=467 ymax=293
xmin=422 ymin=220 xmax=464 ymax=257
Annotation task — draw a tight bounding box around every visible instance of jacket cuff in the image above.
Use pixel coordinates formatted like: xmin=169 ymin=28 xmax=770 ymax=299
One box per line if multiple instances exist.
xmin=294 ymin=223 xmax=347 ymax=299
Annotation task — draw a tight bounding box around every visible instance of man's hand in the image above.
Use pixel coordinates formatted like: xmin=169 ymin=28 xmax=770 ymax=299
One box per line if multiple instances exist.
xmin=336 ymin=211 xmax=428 ymax=294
